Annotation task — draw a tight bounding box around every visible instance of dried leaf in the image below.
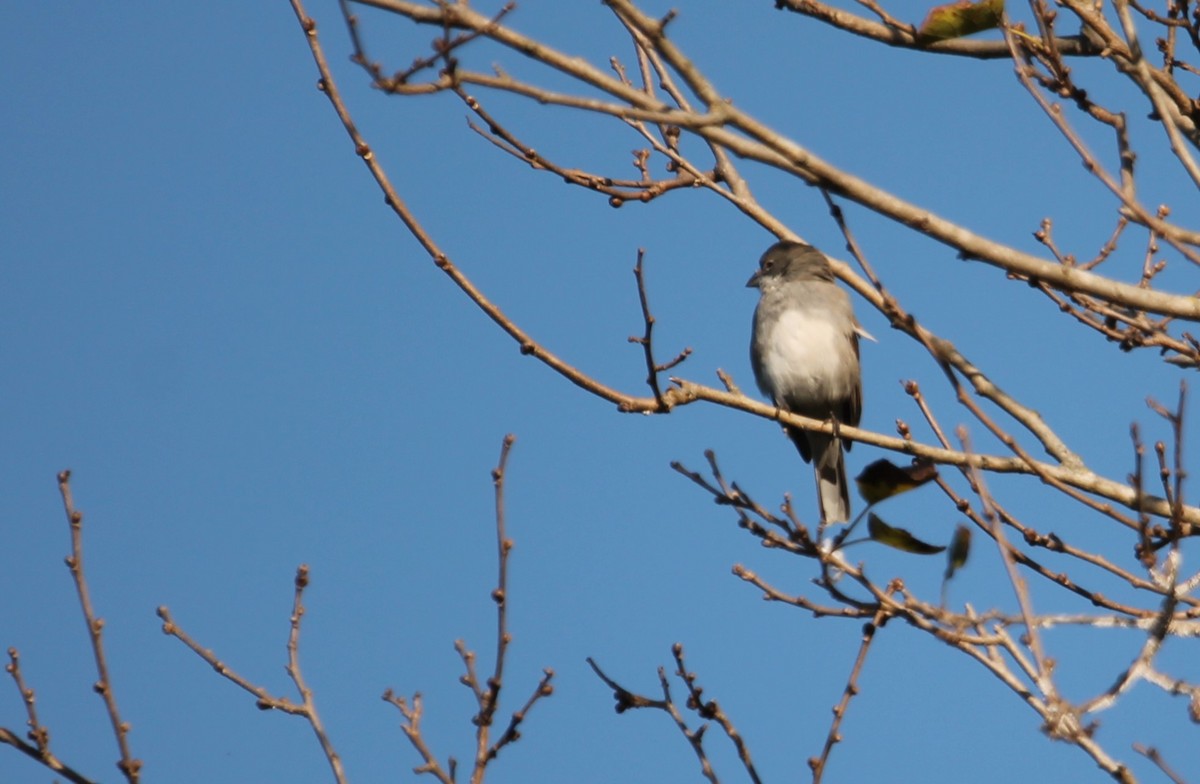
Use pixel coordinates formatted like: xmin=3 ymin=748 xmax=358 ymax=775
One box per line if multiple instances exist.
xmin=917 ymin=0 xmax=1005 ymax=42
xmin=944 ymin=524 xmax=972 ymax=579
xmin=855 ymin=458 xmax=938 ymax=504
xmin=867 ymin=513 xmax=946 ymax=555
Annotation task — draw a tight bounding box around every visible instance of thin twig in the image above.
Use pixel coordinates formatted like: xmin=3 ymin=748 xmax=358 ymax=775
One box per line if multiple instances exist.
xmin=810 ymin=607 xmax=889 ymax=783
xmin=470 ymin=433 xmax=517 ymax=780
xmin=629 ymin=248 xmax=691 ymax=408
xmin=382 ymin=690 xmax=456 ymax=784
xmin=284 ymin=566 xmax=347 ymax=784
xmin=0 ymin=726 xmax=96 ymax=784
xmin=5 ymin=648 xmax=50 ymax=757
xmin=588 ymin=651 xmax=761 ymax=784
xmin=670 ymin=643 xmax=763 ymax=784
xmin=158 ymin=566 xmax=347 ymax=784
xmin=379 ymin=434 xmax=553 ymax=782
xmin=1 ymin=648 xmax=96 ymax=784
xmin=157 ymin=606 xmax=304 ymax=713
xmin=957 ymin=433 xmax=1055 ymax=697
xmin=1079 ymin=568 xmax=1178 ymax=715
xmin=1133 ymin=743 xmax=1187 ymax=784
xmin=57 ymin=470 xmax=141 ymax=783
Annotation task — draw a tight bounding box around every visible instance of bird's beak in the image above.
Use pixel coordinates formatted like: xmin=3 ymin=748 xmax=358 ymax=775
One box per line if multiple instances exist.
xmin=745 ymin=270 xmax=761 ymax=288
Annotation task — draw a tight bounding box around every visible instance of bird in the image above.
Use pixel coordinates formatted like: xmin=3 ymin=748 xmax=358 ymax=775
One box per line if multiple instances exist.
xmin=747 ymin=240 xmax=864 ymax=524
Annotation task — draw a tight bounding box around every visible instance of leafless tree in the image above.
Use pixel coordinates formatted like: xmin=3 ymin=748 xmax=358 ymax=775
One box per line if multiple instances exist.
xmin=281 ymin=0 xmax=1200 ymax=780
xmin=7 ymin=1 xmax=1200 ymax=782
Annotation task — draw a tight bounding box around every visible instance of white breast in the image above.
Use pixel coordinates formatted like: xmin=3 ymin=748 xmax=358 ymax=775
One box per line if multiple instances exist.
xmin=757 ymin=307 xmax=856 ymax=408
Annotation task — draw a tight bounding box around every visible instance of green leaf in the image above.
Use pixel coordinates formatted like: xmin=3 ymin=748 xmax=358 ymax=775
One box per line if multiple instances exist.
xmin=855 ymin=458 xmax=938 ymax=505
xmin=867 ymin=513 xmax=946 ymax=555
xmin=917 ymin=0 xmax=1005 ymax=42
xmin=944 ymin=524 xmax=972 ymax=579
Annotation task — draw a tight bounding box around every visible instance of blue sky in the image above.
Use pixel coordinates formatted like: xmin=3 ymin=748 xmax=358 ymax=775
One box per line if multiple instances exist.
xmin=3 ymin=2 xmax=1198 ymax=782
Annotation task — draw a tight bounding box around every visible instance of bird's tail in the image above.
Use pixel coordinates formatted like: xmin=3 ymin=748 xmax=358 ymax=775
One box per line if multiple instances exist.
xmin=808 ymin=432 xmax=850 ymax=524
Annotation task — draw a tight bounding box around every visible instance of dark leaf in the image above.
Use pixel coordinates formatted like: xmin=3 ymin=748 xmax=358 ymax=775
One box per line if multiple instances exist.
xmin=867 ymin=513 xmax=946 ymax=555
xmin=855 ymin=458 xmax=939 ymax=504
xmin=944 ymin=524 xmax=972 ymax=579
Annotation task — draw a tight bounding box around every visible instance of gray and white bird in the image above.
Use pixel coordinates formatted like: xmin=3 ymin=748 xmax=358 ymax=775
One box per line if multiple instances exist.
xmin=747 ymin=241 xmax=864 ymax=524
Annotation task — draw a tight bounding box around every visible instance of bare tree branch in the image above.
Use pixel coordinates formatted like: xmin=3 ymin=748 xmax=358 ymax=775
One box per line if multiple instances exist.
xmin=57 ymin=470 xmax=141 ymax=784
xmin=1 ymin=648 xmax=97 ymax=784
xmin=382 ymin=434 xmax=555 ymax=783
xmin=157 ymin=566 xmax=347 ymax=784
